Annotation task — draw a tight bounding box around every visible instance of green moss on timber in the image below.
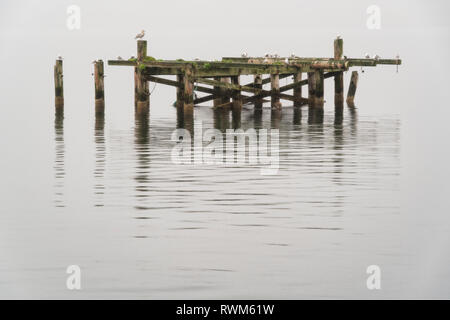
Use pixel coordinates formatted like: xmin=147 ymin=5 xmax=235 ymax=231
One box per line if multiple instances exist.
xmin=144 ymin=56 xmax=156 ymax=62
xmin=273 ymin=61 xmax=283 ymax=65
xmin=176 ymin=59 xmax=184 ymax=62
xmin=222 ymin=59 xmax=233 ymax=63
xmin=203 ymin=63 xmax=212 ymax=70
xmin=128 ymin=58 xmax=137 ymax=62
xmin=138 ymin=63 xmax=146 ymax=71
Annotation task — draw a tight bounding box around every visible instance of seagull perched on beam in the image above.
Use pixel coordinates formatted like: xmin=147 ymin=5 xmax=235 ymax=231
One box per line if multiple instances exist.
xmin=373 ymin=54 xmax=380 ymax=60
xmin=135 ymin=30 xmax=145 ymax=40
xmin=336 ymin=35 xmax=341 ymax=40
xmin=57 ymin=54 xmax=63 ymax=60
xmin=365 ymin=53 xmax=370 ymax=59
xmin=290 ymin=53 xmax=296 ymax=58
xmin=396 ymin=54 xmax=400 ymax=59
xmin=117 ymin=56 xmax=123 ymax=60
xmin=241 ymin=52 xmax=248 ymax=58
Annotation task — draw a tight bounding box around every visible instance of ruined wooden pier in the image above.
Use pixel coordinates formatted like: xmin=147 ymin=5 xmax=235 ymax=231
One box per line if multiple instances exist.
xmin=54 ymin=37 xmax=401 ymax=123
xmin=106 ymin=37 xmax=400 ymax=116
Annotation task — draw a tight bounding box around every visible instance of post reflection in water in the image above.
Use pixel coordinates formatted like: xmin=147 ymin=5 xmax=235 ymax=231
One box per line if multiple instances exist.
xmin=94 ymin=112 xmax=106 ymax=207
xmin=270 ymin=108 xmax=282 ymax=129
xmin=213 ymin=107 xmax=230 ymax=132
xmin=54 ymin=108 xmax=65 ymax=208
xmin=134 ymin=107 xmax=151 ymax=211
xmin=293 ymin=106 xmax=302 ymax=126
xmin=46 ymin=99 xmax=401 ymax=298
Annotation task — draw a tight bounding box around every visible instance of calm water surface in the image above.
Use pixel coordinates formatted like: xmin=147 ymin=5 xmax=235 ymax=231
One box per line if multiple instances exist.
xmin=4 ymin=103 xmax=406 ymax=298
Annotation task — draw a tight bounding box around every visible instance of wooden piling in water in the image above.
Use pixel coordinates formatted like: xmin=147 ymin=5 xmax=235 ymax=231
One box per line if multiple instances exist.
xmin=346 ymin=71 xmax=359 ymax=105
xmin=333 ymin=38 xmax=344 ymax=106
xmin=183 ymin=65 xmax=194 ymax=114
xmin=220 ymin=77 xmax=231 ymax=104
xmin=94 ymin=60 xmax=105 ymax=114
xmin=176 ymin=74 xmax=184 ymax=109
xmin=54 ymin=59 xmax=64 ymax=108
xmin=230 ymin=76 xmax=242 ymax=109
xmin=136 ymin=40 xmax=149 ymax=110
xmin=213 ymin=77 xmax=222 ymax=107
xmin=307 ymin=72 xmax=315 ymax=105
xmin=271 ymin=73 xmax=281 ymax=109
xmin=293 ymin=71 xmax=303 ymax=107
xmin=254 ymin=74 xmax=263 ymax=109
xmin=314 ymin=70 xmax=324 ymax=107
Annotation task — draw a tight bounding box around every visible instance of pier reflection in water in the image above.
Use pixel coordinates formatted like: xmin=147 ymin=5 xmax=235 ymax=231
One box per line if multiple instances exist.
xmin=50 ymin=102 xmax=400 ymax=298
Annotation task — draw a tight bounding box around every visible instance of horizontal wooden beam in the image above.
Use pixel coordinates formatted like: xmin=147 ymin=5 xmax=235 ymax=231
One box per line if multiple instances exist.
xmin=195 ymin=78 xmax=263 ymax=95
xmin=146 ymin=75 xmax=181 ymax=88
xmin=222 ymin=57 xmax=401 ymax=67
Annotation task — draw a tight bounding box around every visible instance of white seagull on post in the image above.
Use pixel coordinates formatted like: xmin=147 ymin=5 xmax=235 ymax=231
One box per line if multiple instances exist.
xmin=135 ymin=30 xmax=145 ymax=40
xmin=57 ymin=54 xmax=63 ymax=60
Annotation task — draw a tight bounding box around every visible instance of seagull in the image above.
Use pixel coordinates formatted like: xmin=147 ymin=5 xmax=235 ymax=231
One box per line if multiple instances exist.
xmin=194 ymin=58 xmax=200 ymax=61
xmin=263 ymin=58 xmax=269 ymax=63
xmin=135 ymin=30 xmax=145 ymax=40
xmin=337 ymin=35 xmax=341 ymax=40
xmin=365 ymin=53 xmax=370 ymax=59
xmin=57 ymin=54 xmax=63 ymax=60
xmin=343 ymin=55 xmax=348 ymax=59
xmin=373 ymin=54 xmax=380 ymax=60
xmin=395 ymin=54 xmax=400 ymax=59
xmin=241 ymin=52 xmax=248 ymax=58
xmin=284 ymin=58 xmax=289 ymax=64
xmin=264 ymin=53 xmax=270 ymax=58
xmin=130 ymin=56 xmax=135 ymax=59
xmin=91 ymin=60 xmax=97 ymax=64
xmin=290 ymin=53 xmax=296 ymax=58
xmin=274 ymin=53 xmax=279 ymax=58
xmin=117 ymin=56 xmax=123 ymax=60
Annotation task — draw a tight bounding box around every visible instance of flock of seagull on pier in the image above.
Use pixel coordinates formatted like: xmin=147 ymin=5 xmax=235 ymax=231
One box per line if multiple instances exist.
xmin=57 ymin=32 xmax=401 ymax=69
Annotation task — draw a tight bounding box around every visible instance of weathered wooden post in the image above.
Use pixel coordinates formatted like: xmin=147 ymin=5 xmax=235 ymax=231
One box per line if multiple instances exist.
xmin=307 ymin=72 xmax=315 ymax=105
xmin=183 ymin=65 xmax=194 ymax=114
xmin=346 ymin=71 xmax=359 ymax=105
xmin=213 ymin=77 xmax=222 ymax=107
xmin=231 ymin=76 xmax=242 ymax=128
xmin=254 ymin=74 xmax=263 ymax=109
xmin=231 ymin=76 xmax=242 ymax=110
xmin=94 ymin=60 xmax=105 ymax=114
xmin=334 ymin=37 xmax=344 ymax=106
xmin=221 ymin=77 xmax=231 ymax=104
xmin=293 ymin=71 xmax=303 ymax=107
xmin=176 ymin=74 xmax=184 ymax=108
xmin=54 ymin=59 xmax=64 ymax=108
xmin=314 ymin=70 xmax=324 ymax=107
xmin=270 ymin=73 xmax=281 ymax=109
xmin=334 ymin=37 xmax=343 ymax=60
xmin=136 ymin=40 xmax=149 ymax=111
